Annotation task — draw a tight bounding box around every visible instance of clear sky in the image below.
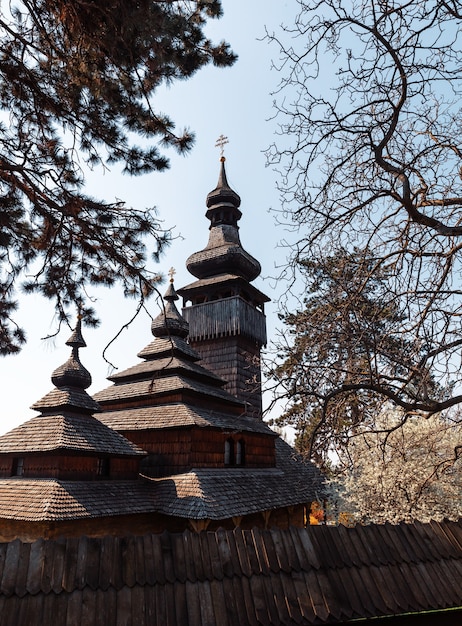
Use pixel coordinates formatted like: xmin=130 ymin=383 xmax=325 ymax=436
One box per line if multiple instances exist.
xmin=2 ymin=1 xmax=302 ymax=434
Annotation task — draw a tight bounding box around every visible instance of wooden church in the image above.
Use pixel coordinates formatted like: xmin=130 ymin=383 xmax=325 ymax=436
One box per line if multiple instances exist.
xmin=0 ymin=156 xmax=323 ymax=541
xmin=0 ymin=158 xmax=460 ymax=625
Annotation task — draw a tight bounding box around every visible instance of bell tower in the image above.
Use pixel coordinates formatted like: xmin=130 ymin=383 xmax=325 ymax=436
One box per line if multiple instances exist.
xmin=178 ymin=152 xmax=269 ymax=418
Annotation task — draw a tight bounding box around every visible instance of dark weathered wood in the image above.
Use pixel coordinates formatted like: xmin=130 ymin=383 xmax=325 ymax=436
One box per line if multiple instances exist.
xmin=0 ymin=522 xmax=460 ymax=624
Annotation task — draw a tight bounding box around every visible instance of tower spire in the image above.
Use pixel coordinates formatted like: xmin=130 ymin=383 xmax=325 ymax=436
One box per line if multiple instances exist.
xmin=178 ymin=156 xmax=270 ymax=418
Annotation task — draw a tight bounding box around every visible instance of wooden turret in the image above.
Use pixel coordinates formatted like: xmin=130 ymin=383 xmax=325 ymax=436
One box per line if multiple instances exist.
xmin=178 ymin=157 xmax=270 ymax=418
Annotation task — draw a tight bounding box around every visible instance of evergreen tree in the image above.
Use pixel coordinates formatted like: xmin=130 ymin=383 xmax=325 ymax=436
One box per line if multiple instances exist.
xmin=268 ymin=248 xmax=443 ymax=467
xmin=0 ymin=0 xmax=236 ymax=354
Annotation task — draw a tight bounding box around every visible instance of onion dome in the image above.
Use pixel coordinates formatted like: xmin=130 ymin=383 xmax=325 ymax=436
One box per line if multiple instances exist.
xmin=186 ymin=157 xmax=261 ymax=282
xmin=51 ymin=317 xmax=92 ymax=390
xmin=31 ymin=317 xmax=100 ymax=415
xmin=151 ymin=271 xmax=189 ymax=339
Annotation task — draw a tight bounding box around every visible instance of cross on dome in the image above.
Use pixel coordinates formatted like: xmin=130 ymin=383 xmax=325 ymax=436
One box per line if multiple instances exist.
xmin=168 ymin=267 xmax=176 ymax=283
xmin=215 ymin=134 xmax=229 ymax=158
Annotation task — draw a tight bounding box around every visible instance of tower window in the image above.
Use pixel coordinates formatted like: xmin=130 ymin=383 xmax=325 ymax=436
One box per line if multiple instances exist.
xmin=97 ymin=458 xmax=110 ymax=477
xmin=11 ymin=457 xmax=24 ymax=477
xmin=224 ymin=439 xmax=235 ymax=466
xmin=236 ymin=439 xmax=245 ymax=466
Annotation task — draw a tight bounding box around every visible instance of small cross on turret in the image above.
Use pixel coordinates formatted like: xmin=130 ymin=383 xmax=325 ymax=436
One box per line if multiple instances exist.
xmin=168 ymin=267 xmax=176 ymax=283
xmin=215 ymin=134 xmax=229 ymax=159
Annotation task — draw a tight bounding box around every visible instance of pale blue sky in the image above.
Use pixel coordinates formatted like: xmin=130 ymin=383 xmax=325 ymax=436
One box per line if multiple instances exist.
xmin=2 ymin=1 xmax=303 ymax=433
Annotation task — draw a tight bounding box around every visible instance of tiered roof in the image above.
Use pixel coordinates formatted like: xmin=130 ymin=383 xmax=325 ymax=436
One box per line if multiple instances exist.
xmin=94 ymin=281 xmax=323 ymax=522
xmin=0 ymin=319 xmax=144 ymax=459
xmin=0 ymin=320 xmax=150 ymax=523
xmin=94 ymin=280 xmax=272 ymax=435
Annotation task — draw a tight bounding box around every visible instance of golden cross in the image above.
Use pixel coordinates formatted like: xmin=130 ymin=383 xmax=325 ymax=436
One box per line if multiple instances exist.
xmin=215 ymin=134 xmax=229 ymax=157
xmin=168 ymin=267 xmax=176 ymax=283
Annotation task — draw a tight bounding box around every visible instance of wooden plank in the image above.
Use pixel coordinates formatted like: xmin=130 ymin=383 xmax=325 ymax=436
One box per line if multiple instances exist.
xmin=205 ymin=531 xmax=224 ymax=581
xmin=341 ymin=525 xmax=370 ymax=567
xmin=288 ymin=526 xmax=312 ymax=571
xmin=269 ymin=528 xmax=291 ymax=573
xmin=49 ymin=538 xmax=66 ymax=595
xmin=181 ymin=532 xmax=196 ymax=583
xmin=116 ymin=585 xmax=132 ymax=626
xmin=85 ymin=537 xmax=101 ymax=590
xmin=198 ymin=580 xmax=218 ymax=626
xmin=249 ymin=572 xmax=272 ymax=625
xmin=0 ymin=542 xmax=8 ymax=589
xmin=144 ymin=585 xmax=157 ymax=626
xmin=242 ymin=530 xmax=261 ymax=574
xmin=189 ymin=531 xmax=206 ymax=581
xmin=348 ymin=566 xmax=376 ymax=616
xmin=172 ymin=580 xmax=188 ymax=626
xmin=98 ymin=535 xmax=114 ymax=591
xmin=436 ymin=557 xmax=462 ymax=603
xmin=96 ymin=587 xmax=112 ymax=626
xmin=142 ymin=534 xmax=157 ymax=585
xmin=404 ymin=562 xmax=435 ymax=610
xmin=164 ymin=581 xmax=178 ymax=626
xmin=74 ymin=536 xmax=88 ymax=590
xmin=134 ymin=536 xmax=146 ymax=587
xmin=16 ymin=593 xmax=43 ymax=626
xmin=215 ymin=528 xmax=234 ymax=578
xmin=40 ymin=538 xmax=54 ymax=595
xmin=81 ymin=585 xmax=97 ymax=626
xmin=280 ymin=525 xmax=301 ymax=571
xmin=1 ymin=540 xmax=20 ymax=595
xmin=199 ymin=532 xmax=214 ymax=581
xmin=266 ymin=570 xmax=293 ymax=624
xmin=130 ymin=585 xmax=146 ymax=626
xmin=312 ymin=567 xmax=340 ymax=622
xmin=233 ymin=528 xmax=253 ymax=577
xmin=220 ymin=576 xmax=240 ymax=625
xmin=355 ymin=565 xmax=388 ymax=616
xmin=323 ymin=568 xmax=355 ymax=622
xmin=160 ymin=532 xmax=175 ymax=584
xmin=278 ymin=569 xmax=304 ymax=624
xmin=377 ymin=523 xmax=406 ymax=564
xmin=185 ymin=579 xmax=201 ymax=626
xmin=260 ymin=529 xmax=282 ymax=573
xmin=120 ymin=535 xmax=136 ymax=588
xmin=61 ymin=537 xmax=79 ymax=593
xmin=154 ymin=577 xmax=167 ymax=626
xmin=169 ymin=532 xmax=187 ymax=583
xmin=369 ymin=564 xmax=403 ymax=614
xmin=151 ymin=533 xmax=166 ymax=584
xmin=66 ymin=589 xmax=83 ymax=625
xmin=248 ymin=529 xmax=270 ymax=575
xmin=241 ymin=574 xmax=261 ymax=626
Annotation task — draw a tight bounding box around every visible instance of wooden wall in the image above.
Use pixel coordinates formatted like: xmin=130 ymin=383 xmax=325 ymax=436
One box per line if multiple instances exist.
xmin=189 ymin=336 xmax=263 ymax=418
xmin=0 ymin=503 xmax=308 ymax=542
xmin=0 ymin=455 xmax=140 ymax=480
xmin=123 ymin=428 xmax=276 ymax=477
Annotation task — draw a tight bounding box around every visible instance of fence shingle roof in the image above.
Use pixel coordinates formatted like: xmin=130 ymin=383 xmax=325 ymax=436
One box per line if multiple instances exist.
xmin=0 ymin=520 xmax=460 ymax=624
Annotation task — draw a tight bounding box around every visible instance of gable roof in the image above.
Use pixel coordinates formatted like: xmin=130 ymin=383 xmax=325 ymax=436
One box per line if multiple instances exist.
xmin=0 ymin=519 xmax=460 ymax=625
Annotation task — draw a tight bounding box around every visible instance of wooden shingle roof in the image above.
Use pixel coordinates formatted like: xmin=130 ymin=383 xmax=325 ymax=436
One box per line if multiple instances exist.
xmin=0 ymin=519 xmax=460 ymax=625
xmin=93 ymin=374 xmax=243 ymax=407
xmin=0 ymin=441 xmax=322 ymax=523
xmin=97 ymin=403 xmax=275 ymax=435
xmin=148 ymin=439 xmax=324 ymax=520
xmin=0 ymin=414 xmax=145 ymax=456
xmin=0 ymin=480 xmax=155 ymax=521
